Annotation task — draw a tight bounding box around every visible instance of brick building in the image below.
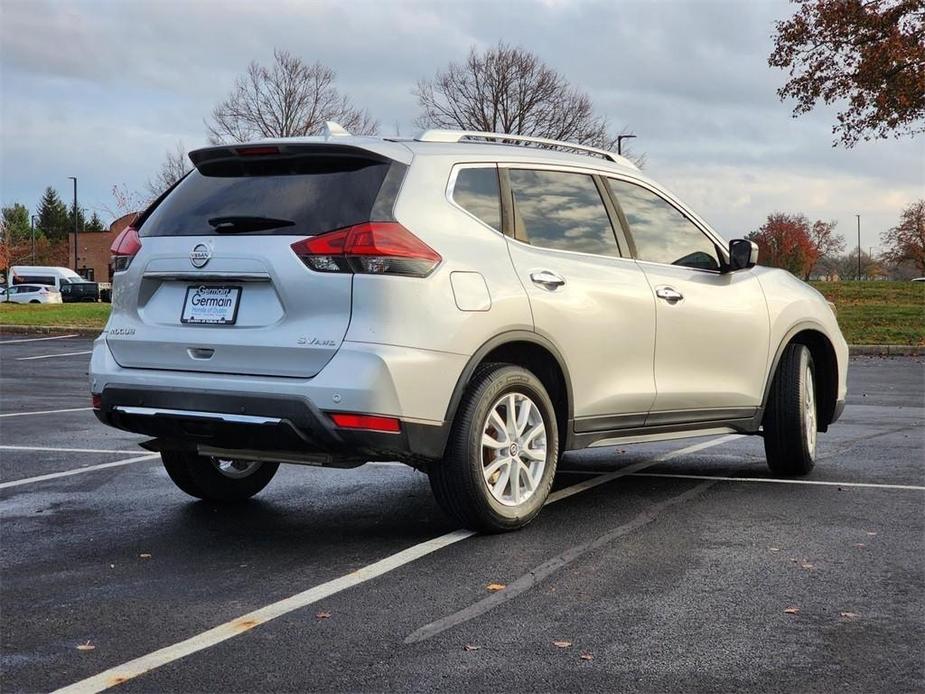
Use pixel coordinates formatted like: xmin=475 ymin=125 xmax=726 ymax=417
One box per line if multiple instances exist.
xmin=68 ymin=212 xmax=136 ymax=282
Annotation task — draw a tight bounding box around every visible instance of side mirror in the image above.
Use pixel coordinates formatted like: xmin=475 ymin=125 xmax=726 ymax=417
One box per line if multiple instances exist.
xmin=728 ymin=239 xmax=758 ymax=271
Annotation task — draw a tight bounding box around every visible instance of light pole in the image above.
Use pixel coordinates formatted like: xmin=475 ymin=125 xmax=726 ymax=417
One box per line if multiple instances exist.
xmin=30 ymin=215 xmax=37 ymax=265
xmin=617 ymin=134 xmax=637 ymax=156
xmin=856 ymin=214 xmax=861 ymax=281
xmin=68 ymin=176 xmax=78 ymax=273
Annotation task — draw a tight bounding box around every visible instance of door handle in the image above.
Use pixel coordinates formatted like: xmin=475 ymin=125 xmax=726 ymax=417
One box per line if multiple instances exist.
xmin=530 ymin=270 xmax=566 ymax=290
xmin=655 ymin=286 xmax=684 ymax=304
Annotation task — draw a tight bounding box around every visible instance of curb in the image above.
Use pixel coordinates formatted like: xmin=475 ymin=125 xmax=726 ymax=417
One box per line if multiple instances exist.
xmin=0 ymin=325 xmax=102 ymax=337
xmin=849 ymin=344 xmax=924 ymax=356
xmin=0 ymin=325 xmax=922 ymax=356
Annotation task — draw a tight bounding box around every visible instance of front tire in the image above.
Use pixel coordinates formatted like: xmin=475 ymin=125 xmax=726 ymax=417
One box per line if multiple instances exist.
xmin=161 ymin=451 xmax=279 ymax=501
xmin=763 ymin=344 xmax=817 ymax=476
xmin=429 ymin=363 xmax=559 ymax=533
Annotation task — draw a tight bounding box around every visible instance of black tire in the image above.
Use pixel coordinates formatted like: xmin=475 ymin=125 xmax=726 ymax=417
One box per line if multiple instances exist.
xmin=161 ymin=451 xmax=279 ymax=501
xmin=763 ymin=343 xmax=817 ymax=476
xmin=429 ymin=363 xmax=559 ymax=533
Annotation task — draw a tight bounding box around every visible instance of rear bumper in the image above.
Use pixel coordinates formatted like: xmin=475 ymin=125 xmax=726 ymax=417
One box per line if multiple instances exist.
xmin=94 ymin=386 xmax=447 ymax=464
xmin=89 ymin=336 xmax=467 ymax=464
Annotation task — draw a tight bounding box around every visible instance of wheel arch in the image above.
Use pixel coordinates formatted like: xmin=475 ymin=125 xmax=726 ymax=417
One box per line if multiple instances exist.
xmin=763 ymin=322 xmax=839 ymax=432
xmin=443 ymin=331 xmax=574 ymax=452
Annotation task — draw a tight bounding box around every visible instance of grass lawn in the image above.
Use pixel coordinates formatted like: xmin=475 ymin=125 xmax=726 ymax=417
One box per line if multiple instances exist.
xmin=810 ymin=281 xmax=925 ymax=345
xmin=0 ymin=281 xmax=922 ymax=344
xmin=0 ymin=302 xmax=111 ymax=330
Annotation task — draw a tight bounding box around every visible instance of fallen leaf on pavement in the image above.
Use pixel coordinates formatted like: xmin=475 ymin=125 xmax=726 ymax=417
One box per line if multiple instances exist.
xmin=553 ymin=640 xmax=572 ymax=648
xmin=840 ymin=612 xmax=860 ymax=619
xmin=784 ymin=607 xmax=800 ymax=615
xmin=580 ymin=652 xmax=593 ymax=661
xmin=486 ymin=583 xmax=506 ymax=592
xmin=463 ymin=644 xmax=481 ymax=651
xmin=76 ymin=641 xmax=95 ymax=651
xmin=854 ymin=543 xmax=866 ymax=548
xmin=139 ymin=553 xmax=152 ymax=559
xmin=315 ymin=611 xmax=331 ymax=619
xmin=866 ymin=531 xmax=877 ymax=536
xmin=801 ymin=562 xmax=815 ymax=570
xmin=768 ymin=547 xmax=780 ymax=552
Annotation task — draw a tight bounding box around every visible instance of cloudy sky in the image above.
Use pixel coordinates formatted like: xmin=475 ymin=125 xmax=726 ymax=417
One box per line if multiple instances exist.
xmin=1 ymin=0 xmax=922 ymax=250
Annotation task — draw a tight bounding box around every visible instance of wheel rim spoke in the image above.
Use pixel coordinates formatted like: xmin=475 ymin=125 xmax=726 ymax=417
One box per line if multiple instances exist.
xmin=481 ymin=390 xmax=548 ymax=507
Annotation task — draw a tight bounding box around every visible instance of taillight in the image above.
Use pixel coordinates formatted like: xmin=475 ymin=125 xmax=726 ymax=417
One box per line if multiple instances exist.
xmin=291 ymin=222 xmax=441 ymax=277
xmin=328 ymin=412 xmax=401 ymax=433
xmin=91 ymin=393 xmax=102 ymax=409
xmin=110 ymin=226 xmax=141 ymax=273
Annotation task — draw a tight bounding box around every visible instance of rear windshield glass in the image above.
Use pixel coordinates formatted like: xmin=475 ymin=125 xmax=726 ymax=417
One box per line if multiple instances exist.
xmin=139 ymin=158 xmax=397 ymax=237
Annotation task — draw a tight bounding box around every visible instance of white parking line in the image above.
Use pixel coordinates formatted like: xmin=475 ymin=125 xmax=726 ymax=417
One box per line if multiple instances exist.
xmin=631 ymin=472 xmax=925 ymax=492
xmin=0 ymin=334 xmax=80 ymax=344
xmin=52 ymin=435 xmax=735 ymax=694
xmin=0 ymin=445 xmax=144 ymax=455
xmin=0 ymin=407 xmax=92 ymax=418
xmin=16 ymin=350 xmax=92 ymax=361
xmin=0 ymin=454 xmax=158 ymax=491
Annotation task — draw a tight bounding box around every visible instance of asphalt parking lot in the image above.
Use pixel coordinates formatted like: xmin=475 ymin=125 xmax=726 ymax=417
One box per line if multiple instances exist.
xmin=1 ymin=334 xmax=923 ymax=693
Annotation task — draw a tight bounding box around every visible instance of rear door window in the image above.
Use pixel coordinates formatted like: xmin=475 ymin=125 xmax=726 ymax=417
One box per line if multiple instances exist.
xmin=452 ymin=167 xmax=501 ymax=231
xmin=140 ymin=157 xmax=401 ymax=238
xmin=607 ymin=179 xmax=720 ymax=271
xmin=508 ymin=169 xmax=620 ymax=257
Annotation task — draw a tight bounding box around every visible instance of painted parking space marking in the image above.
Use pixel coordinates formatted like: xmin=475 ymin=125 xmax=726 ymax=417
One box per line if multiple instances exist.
xmin=16 ymin=350 xmax=92 ymax=361
xmin=631 ymin=472 xmax=925 ymax=492
xmin=0 ymin=445 xmax=144 ymax=455
xmin=52 ymin=435 xmax=735 ymax=694
xmin=406 ymin=480 xmax=716 ymax=643
xmin=0 ymin=407 xmax=92 ymax=418
xmin=0 ymin=454 xmax=158 ymax=491
xmin=0 ymin=334 xmax=80 ymax=345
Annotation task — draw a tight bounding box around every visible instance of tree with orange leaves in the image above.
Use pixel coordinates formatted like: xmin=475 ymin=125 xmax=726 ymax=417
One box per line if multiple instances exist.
xmin=747 ymin=213 xmax=844 ymax=279
xmin=770 ymin=0 xmax=925 ymax=146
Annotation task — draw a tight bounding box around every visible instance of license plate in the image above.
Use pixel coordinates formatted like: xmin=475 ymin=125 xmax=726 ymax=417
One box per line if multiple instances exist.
xmin=181 ymin=285 xmax=241 ymax=325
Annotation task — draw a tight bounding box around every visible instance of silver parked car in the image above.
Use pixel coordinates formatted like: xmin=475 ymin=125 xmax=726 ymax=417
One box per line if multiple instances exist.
xmin=91 ymin=126 xmax=848 ymax=532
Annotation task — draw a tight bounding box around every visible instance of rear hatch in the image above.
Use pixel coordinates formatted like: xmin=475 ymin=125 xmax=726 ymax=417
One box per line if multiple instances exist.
xmin=106 ymin=141 xmax=409 ymax=378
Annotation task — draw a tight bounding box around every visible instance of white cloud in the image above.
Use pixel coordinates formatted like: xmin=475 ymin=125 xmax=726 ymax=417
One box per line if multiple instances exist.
xmin=1 ymin=0 xmax=921 ymax=245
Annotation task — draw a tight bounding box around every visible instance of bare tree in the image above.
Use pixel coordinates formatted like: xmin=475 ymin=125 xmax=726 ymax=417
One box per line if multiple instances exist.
xmin=147 ymin=141 xmax=192 ymax=197
xmin=415 ymin=43 xmax=636 ymax=157
xmin=206 ymin=49 xmax=378 ymax=143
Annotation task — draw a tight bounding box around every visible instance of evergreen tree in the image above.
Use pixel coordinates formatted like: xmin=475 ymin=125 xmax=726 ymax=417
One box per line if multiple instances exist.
xmin=68 ymin=205 xmax=87 ymax=234
xmin=36 ymin=187 xmax=70 ymax=240
xmin=86 ymin=211 xmax=106 ymax=232
xmin=1 ymin=203 xmax=31 ymax=243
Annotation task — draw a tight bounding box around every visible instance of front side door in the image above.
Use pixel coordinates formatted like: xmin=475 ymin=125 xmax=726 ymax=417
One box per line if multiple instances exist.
xmin=502 ymin=167 xmax=657 ymax=429
xmin=606 ymin=177 xmax=770 ymax=419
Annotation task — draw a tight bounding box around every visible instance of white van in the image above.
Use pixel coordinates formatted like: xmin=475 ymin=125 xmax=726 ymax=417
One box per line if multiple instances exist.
xmin=8 ymin=266 xmax=99 ymax=302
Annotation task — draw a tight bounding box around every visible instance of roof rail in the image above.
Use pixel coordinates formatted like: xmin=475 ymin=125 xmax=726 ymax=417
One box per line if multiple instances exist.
xmin=415 ymin=129 xmax=636 ymax=168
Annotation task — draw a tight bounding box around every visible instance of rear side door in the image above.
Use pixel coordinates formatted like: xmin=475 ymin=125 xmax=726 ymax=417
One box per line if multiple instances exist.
xmin=606 ymin=177 xmax=770 ymax=418
xmin=502 ymin=166 xmax=656 ymax=429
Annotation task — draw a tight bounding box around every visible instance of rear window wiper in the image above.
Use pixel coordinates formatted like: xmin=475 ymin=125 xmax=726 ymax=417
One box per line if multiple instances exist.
xmin=207 ymin=216 xmax=295 ymax=233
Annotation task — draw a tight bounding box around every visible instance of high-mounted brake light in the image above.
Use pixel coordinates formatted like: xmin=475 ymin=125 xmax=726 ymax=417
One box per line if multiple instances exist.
xmin=291 ymin=222 xmax=441 ymax=277
xmin=329 ymin=412 xmax=401 ymax=433
xmin=235 ymin=146 xmax=281 ymax=156
xmin=110 ymin=226 xmax=141 ymax=273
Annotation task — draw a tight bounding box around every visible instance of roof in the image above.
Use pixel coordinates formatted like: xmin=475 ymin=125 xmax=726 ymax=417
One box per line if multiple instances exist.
xmin=213 ymin=122 xmax=641 ymax=177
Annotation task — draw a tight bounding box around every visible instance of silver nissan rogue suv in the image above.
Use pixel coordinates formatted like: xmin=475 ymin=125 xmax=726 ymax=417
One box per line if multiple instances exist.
xmin=91 ymin=125 xmax=848 ymax=532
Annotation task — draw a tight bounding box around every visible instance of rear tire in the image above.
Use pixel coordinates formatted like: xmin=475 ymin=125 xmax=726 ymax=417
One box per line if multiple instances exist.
xmin=429 ymin=363 xmax=559 ymax=533
xmin=161 ymin=451 xmax=279 ymax=501
xmin=763 ymin=344 xmax=817 ymax=476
